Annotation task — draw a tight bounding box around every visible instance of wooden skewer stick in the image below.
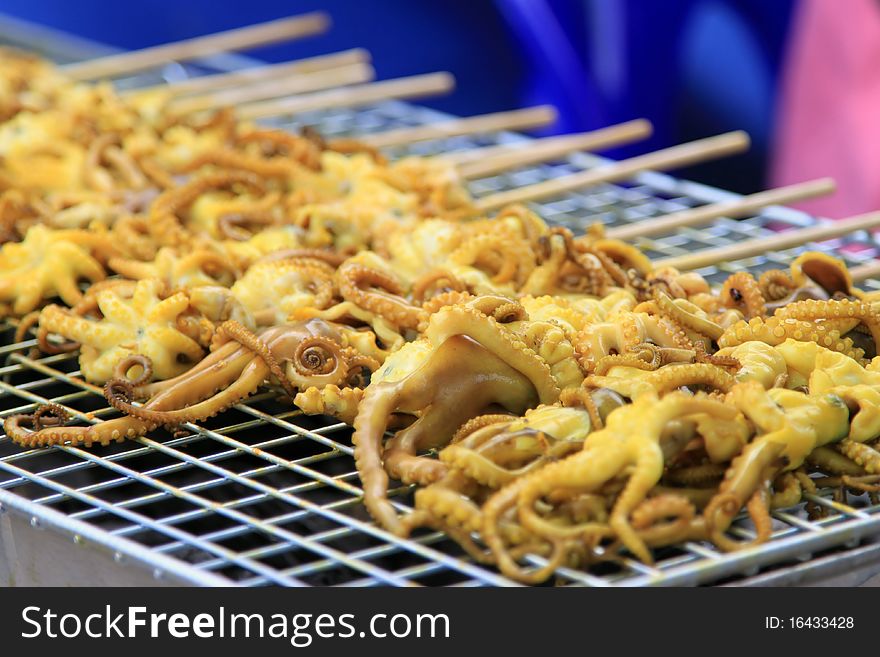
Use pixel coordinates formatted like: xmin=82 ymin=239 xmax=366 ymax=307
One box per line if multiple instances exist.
xmin=851 ymin=260 xmax=880 ymax=283
xmin=125 ymin=49 xmax=370 ymax=97
xmin=474 ymin=131 xmax=750 ymax=212
xmin=169 ymin=63 xmax=375 ymax=114
xmin=63 ymin=12 xmax=330 ymax=80
xmin=607 ymin=178 xmax=837 ymax=241
xmin=456 ymin=119 xmax=652 ymax=179
xmin=656 ymin=210 xmax=880 ymax=271
xmin=237 ymin=72 xmax=456 ymax=120
xmin=359 ymin=106 xmax=557 ymax=148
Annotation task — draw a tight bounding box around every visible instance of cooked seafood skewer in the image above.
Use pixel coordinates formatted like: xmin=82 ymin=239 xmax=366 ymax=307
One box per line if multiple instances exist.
xmin=125 ymin=49 xmax=370 ymax=98
xmin=457 ymin=119 xmax=652 ymax=179
xmin=607 ymin=178 xmax=836 ymax=241
xmin=850 ymin=260 xmax=880 ymax=283
xmin=474 ymin=131 xmax=751 ymax=211
xmin=237 ymin=72 xmax=456 ymax=119
xmin=361 ymin=106 xmax=558 ymax=148
xmin=169 ymin=63 xmax=375 ymax=114
xmin=64 ymin=12 xmax=331 ymax=80
xmin=657 ymin=210 xmax=880 ymax=270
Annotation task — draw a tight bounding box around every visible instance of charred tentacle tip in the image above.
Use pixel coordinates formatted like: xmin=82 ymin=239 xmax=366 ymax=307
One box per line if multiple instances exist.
xmin=31 ymin=403 xmax=71 ymax=431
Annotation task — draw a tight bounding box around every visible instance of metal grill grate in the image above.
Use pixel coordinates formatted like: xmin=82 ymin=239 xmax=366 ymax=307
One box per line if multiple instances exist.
xmin=1 ymin=16 xmax=880 ymax=587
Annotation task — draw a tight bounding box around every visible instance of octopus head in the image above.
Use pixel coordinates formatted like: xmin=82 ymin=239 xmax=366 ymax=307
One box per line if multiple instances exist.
xmin=352 ymin=302 xmax=563 ymax=534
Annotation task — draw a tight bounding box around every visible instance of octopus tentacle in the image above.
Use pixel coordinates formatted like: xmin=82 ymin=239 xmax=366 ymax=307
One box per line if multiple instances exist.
xmin=402 ymin=505 xmax=495 ymax=564
xmin=665 ymin=463 xmax=727 ymax=486
xmin=707 ymin=485 xmax=773 ymax=552
xmin=490 ymin=302 xmax=528 ymax=325
xmin=837 ymin=439 xmax=880 ymax=474
xmin=104 ymin=378 xmax=176 ymax=427
xmin=591 ymin=249 xmax=630 ymax=290
xmin=382 ymin=429 xmax=449 ymax=487
xmin=237 ymin=129 xmax=323 ymax=168
xmin=655 ymin=292 xmax=724 ymax=341
xmin=31 ymin=403 xmax=71 ymax=431
xmin=485 ymin=395 xmax=734 ymax=566
xmin=630 ymin=494 xmax=696 ymax=547
xmin=150 ymin=171 xmax=265 ymax=247
xmin=759 ymin=269 xmax=796 ymax=302
xmin=775 ymin=298 xmax=880 ymax=353
xmin=420 ymin=290 xmax=475 ymax=316
xmin=547 ymin=227 xmax=610 ymax=295
xmin=352 ymin=382 xmax=408 ymax=533
xmin=215 ymin=320 xmax=298 ymax=399
xmin=179 ymin=149 xmax=299 ymax=180
xmin=585 ymin=363 xmax=737 ymax=398
xmin=112 ymin=354 xmax=154 ymax=388
xmin=337 ymin=262 xmax=426 ymax=331
xmin=104 ymin=359 xmax=269 ymax=429
xmin=217 ymin=210 xmax=277 ymax=241
xmin=4 ymin=406 xmax=147 ymax=448
xmin=136 ymin=156 xmax=176 ymax=190
xmin=593 ymin=343 xmax=662 ymax=376
xmin=721 ymin=272 xmax=765 ymax=319
xmin=559 ymin=387 xmax=605 ymax=430
xmin=255 ymin=248 xmax=348 ymax=268
xmin=294 ymin=385 xmax=364 ymax=424
xmin=807 ymin=445 xmax=866 ymax=476
xmin=341 ymin=350 xmax=380 ymax=387
xmin=286 ymin=336 xmax=350 ymax=389
xmin=838 ymin=475 xmax=880 ymax=494
xmin=441 ymin=429 xmax=581 ymax=489
xmin=112 ymin=215 xmax=157 ymax=260
xmin=14 ymin=310 xmax=40 ymax=344
xmin=649 ymin=344 xmax=699 ymax=366
xmin=411 ymin=269 xmax=468 ymax=305
xmin=631 ymin=303 xmax=698 ymax=351
xmin=450 ymin=414 xmax=516 ymax=443
xmin=448 ymin=233 xmax=535 ymax=286
xmin=793 ymin=470 xmax=825 ymax=520
xmin=718 ymin=316 xmax=865 ymax=361
xmin=409 ymin=473 xmax=483 ymax=534
xmin=704 ymin=440 xmax=786 ymax=548
xmin=694 ymin=341 xmax=741 ymax=371
xmin=84 ymin=133 xmax=120 ymax=192
xmin=480 ymin=478 xmax=576 ymax=583
xmin=462 ymin=298 xmax=529 ymax=330
xmin=36 ymin=321 xmax=83 ymax=355
xmin=592 ymin=353 xmax=657 ymax=376
xmin=771 ymin=472 xmax=802 ymax=509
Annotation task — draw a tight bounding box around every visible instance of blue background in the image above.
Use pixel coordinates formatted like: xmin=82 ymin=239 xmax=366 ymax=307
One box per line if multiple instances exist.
xmin=0 ymin=0 xmax=797 ymax=193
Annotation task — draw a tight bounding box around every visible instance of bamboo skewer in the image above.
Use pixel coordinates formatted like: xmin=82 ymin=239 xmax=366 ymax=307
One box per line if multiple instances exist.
xmin=456 ymin=119 xmax=652 ymax=179
xmin=656 ymin=211 xmax=880 ymax=271
xmin=236 ymin=72 xmax=455 ymax=120
xmin=607 ymin=178 xmax=837 ymax=241
xmin=474 ymin=131 xmax=751 ymax=212
xmin=851 ymin=261 xmax=880 ymax=283
xmin=125 ymin=49 xmax=370 ymax=97
xmin=359 ymin=106 xmax=557 ymax=148
xmin=63 ymin=12 xmax=330 ymax=80
xmin=169 ymin=63 xmax=375 ymax=114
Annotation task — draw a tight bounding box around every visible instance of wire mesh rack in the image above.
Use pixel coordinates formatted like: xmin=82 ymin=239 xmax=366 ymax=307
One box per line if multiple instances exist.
xmin=1 ymin=14 xmax=880 ymax=587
